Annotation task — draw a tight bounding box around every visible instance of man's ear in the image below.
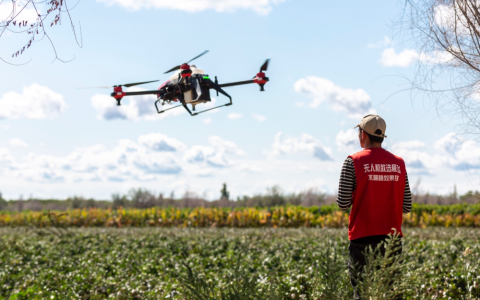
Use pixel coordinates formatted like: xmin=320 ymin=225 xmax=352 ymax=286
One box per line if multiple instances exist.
xmin=361 ymin=130 xmax=367 ymax=140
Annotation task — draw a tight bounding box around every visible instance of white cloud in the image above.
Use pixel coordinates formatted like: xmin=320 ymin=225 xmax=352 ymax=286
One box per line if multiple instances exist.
xmin=252 ymin=114 xmax=266 ymax=122
xmin=238 ymin=164 xmax=262 ymax=173
xmin=336 ymin=129 xmax=359 ymax=152
xmin=0 ymin=148 xmax=14 ymax=170
xmin=434 ymin=3 xmax=471 ymax=36
xmin=434 ymin=133 xmax=480 ymax=170
xmin=266 ymin=132 xmax=333 ymax=161
xmin=393 ymin=140 xmax=426 ymax=150
xmin=183 ymin=147 xmax=223 ymax=169
xmin=434 ymin=133 xmax=462 ymax=154
xmin=183 ymin=136 xmax=244 ymax=168
xmin=91 ymin=88 xmax=185 ymax=121
xmin=0 ymin=84 xmax=66 ymax=120
xmin=132 ymin=153 xmax=182 ymax=175
xmin=97 ymin=0 xmax=286 ymax=15
xmin=381 ymin=48 xmax=419 ymax=67
xmin=294 ymin=76 xmax=375 ymax=119
xmin=381 ymin=48 xmax=452 ymax=68
xmin=0 ymin=133 xmax=246 ymax=183
xmin=138 ymin=133 xmax=186 ymax=152
xmin=391 ymin=140 xmax=441 ymax=174
xmin=228 ymin=113 xmax=242 ymax=120
xmin=208 ymin=136 xmax=245 ymax=156
xmin=9 ymin=138 xmax=29 ymax=148
xmin=390 ymin=135 xmax=480 ymax=174
xmin=419 ymin=50 xmax=453 ymax=65
xmin=202 ymin=118 xmax=212 ymax=124
xmin=452 ymin=140 xmax=480 ymax=170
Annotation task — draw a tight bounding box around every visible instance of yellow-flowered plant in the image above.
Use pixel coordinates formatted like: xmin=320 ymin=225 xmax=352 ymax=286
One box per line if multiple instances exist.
xmin=0 ymin=205 xmax=478 ymax=228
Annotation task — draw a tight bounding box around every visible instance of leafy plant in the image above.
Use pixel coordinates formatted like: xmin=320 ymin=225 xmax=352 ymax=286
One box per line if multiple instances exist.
xmin=0 ymin=228 xmax=479 ymax=299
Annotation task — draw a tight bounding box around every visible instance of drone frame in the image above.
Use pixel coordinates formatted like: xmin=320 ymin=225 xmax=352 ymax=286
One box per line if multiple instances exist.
xmin=113 ymin=76 xmax=266 ymax=116
xmin=105 ymin=53 xmax=269 ymax=117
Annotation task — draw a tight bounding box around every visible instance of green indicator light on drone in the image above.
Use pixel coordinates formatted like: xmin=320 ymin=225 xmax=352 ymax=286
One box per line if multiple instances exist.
xmin=203 ymin=76 xmax=210 ymax=80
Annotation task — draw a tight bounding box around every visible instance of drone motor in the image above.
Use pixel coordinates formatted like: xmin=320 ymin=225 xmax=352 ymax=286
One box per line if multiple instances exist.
xmin=113 ymin=86 xmax=126 ymax=106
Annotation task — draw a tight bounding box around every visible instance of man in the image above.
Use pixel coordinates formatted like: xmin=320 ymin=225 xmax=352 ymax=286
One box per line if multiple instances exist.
xmin=337 ymin=114 xmax=412 ymax=299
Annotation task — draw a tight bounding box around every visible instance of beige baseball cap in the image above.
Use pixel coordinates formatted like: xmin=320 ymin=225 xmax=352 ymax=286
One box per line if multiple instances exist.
xmin=354 ymin=114 xmax=387 ymax=138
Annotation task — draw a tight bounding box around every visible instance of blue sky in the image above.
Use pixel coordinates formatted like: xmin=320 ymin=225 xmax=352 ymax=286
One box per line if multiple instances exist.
xmin=0 ymin=0 xmax=479 ymax=200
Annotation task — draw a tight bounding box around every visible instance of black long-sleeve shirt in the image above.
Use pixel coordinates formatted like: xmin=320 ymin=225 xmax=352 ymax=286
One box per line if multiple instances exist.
xmin=337 ymin=157 xmax=412 ymax=213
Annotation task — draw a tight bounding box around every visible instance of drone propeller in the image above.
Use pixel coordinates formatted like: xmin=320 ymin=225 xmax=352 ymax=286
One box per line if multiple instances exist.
xmin=187 ymin=50 xmax=209 ymax=64
xmin=77 ymin=80 xmax=159 ymax=89
xmin=260 ymin=59 xmax=270 ymax=72
xmin=164 ymin=50 xmax=209 ymax=74
xmin=164 ymin=65 xmax=182 ymax=74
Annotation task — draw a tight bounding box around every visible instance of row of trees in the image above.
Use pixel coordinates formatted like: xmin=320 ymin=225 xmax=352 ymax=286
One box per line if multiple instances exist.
xmin=0 ymin=185 xmax=330 ymax=212
xmin=0 ymin=184 xmax=478 ymax=212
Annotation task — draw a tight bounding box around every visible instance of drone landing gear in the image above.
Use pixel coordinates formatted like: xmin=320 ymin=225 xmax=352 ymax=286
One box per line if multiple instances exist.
xmin=182 ymin=103 xmax=195 ymax=116
xmin=155 ymin=103 xmax=182 ymax=114
xmin=187 ymin=80 xmax=233 ymax=116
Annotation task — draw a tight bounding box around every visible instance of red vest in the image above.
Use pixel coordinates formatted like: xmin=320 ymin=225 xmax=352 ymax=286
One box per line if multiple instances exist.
xmin=348 ymin=148 xmax=406 ymax=240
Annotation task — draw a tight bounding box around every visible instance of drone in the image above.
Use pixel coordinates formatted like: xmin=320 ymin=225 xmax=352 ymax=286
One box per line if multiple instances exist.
xmin=84 ymin=51 xmax=270 ymax=116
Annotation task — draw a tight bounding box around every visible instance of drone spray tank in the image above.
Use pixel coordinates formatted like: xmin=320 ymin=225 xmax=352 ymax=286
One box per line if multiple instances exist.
xmin=182 ymin=66 xmax=209 ymax=111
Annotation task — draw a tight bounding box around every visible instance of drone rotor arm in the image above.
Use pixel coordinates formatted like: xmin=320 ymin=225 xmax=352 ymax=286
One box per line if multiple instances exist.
xmin=119 ymin=90 xmax=162 ymax=97
xmin=218 ymin=80 xmax=255 ymax=88
xmin=77 ymin=86 xmax=113 ymax=89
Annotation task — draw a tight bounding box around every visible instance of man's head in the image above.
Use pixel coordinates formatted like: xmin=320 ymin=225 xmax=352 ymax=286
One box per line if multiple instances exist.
xmin=354 ymin=114 xmax=387 ymax=148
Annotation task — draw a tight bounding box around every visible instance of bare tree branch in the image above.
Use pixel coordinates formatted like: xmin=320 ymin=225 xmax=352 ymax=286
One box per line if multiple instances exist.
xmin=399 ymin=0 xmax=480 ymax=138
xmin=0 ymin=0 xmax=83 ymax=64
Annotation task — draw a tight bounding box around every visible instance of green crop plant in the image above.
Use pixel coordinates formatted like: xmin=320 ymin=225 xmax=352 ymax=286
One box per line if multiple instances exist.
xmin=0 ymin=227 xmax=479 ymax=299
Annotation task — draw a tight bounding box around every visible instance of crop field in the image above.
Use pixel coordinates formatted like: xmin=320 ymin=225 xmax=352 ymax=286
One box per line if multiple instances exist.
xmin=0 ymin=227 xmax=479 ymax=299
xmin=1 ymin=203 xmax=480 ymax=228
